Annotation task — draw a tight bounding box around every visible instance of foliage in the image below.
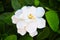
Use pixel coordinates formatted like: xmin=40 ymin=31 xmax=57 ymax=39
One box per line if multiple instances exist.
xmin=0 ymin=0 xmax=60 ymax=40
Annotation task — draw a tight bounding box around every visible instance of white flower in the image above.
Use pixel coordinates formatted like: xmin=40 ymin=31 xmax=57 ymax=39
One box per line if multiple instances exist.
xmin=11 ymin=6 xmax=46 ymax=37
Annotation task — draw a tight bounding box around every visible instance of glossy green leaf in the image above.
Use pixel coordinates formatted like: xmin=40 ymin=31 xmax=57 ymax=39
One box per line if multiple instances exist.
xmin=34 ymin=0 xmax=40 ymax=6
xmin=19 ymin=34 xmax=33 ymax=40
xmin=45 ymin=10 xmax=59 ymax=32
xmin=4 ymin=35 xmax=17 ymax=40
xmin=36 ymin=27 xmax=50 ymax=40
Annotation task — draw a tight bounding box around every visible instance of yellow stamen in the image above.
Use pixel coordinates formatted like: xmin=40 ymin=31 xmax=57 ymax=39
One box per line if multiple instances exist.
xmin=28 ymin=14 xmax=35 ymax=19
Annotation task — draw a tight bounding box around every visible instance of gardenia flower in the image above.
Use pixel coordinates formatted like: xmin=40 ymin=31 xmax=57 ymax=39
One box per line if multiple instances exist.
xmin=11 ymin=6 xmax=46 ymax=37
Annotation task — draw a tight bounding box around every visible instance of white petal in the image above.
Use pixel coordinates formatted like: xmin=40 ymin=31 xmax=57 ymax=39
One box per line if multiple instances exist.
xmin=19 ymin=13 xmax=28 ymax=19
xmin=34 ymin=7 xmax=45 ymax=17
xmin=26 ymin=22 xmax=37 ymax=33
xmin=29 ymin=31 xmax=38 ymax=37
xmin=36 ymin=18 xmax=46 ymax=29
xmin=22 ymin=6 xmax=27 ymax=11
xmin=16 ymin=21 xmax=27 ymax=35
xmin=22 ymin=6 xmax=29 ymax=14
xmin=16 ymin=21 xmax=27 ymax=29
xmin=11 ymin=15 xmax=20 ymax=24
xmin=22 ymin=6 xmax=36 ymax=14
xmin=29 ymin=6 xmax=36 ymax=14
xmin=20 ymin=6 xmax=36 ymax=19
xmin=12 ymin=9 xmax=23 ymax=19
xmin=17 ymin=28 xmax=26 ymax=36
xmin=20 ymin=6 xmax=29 ymax=19
xmin=15 ymin=9 xmax=22 ymax=16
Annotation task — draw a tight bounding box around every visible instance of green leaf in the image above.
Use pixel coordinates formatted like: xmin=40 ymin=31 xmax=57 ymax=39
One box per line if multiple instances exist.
xmin=34 ymin=0 xmax=40 ymax=6
xmin=36 ymin=27 xmax=50 ymax=40
xmin=25 ymin=0 xmax=33 ymax=5
xmin=4 ymin=35 xmax=17 ymax=40
xmin=0 ymin=2 xmax=4 ymax=12
xmin=0 ymin=12 xmax=14 ymax=25
xmin=11 ymin=0 xmax=34 ymax=10
xmin=11 ymin=0 xmax=21 ymax=10
xmin=48 ymin=31 xmax=58 ymax=40
xmin=2 ymin=33 xmax=9 ymax=40
xmin=19 ymin=34 xmax=33 ymax=40
xmin=45 ymin=10 xmax=59 ymax=32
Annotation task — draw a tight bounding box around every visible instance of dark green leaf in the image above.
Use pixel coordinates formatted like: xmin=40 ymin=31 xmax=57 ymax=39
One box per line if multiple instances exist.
xmin=11 ymin=0 xmax=21 ymax=10
xmin=45 ymin=10 xmax=59 ymax=32
xmin=2 ymin=33 xmax=9 ymax=40
xmin=48 ymin=31 xmax=58 ymax=40
xmin=49 ymin=0 xmax=58 ymax=9
xmin=11 ymin=0 xmax=34 ymax=10
xmin=39 ymin=0 xmax=49 ymax=7
xmin=25 ymin=0 xmax=33 ymax=5
xmin=36 ymin=27 xmax=50 ymax=40
xmin=49 ymin=0 xmax=55 ymax=7
xmin=57 ymin=30 xmax=60 ymax=34
xmin=19 ymin=34 xmax=33 ymax=40
xmin=4 ymin=35 xmax=17 ymax=40
xmin=0 ymin=12 xmax=14 ymax=25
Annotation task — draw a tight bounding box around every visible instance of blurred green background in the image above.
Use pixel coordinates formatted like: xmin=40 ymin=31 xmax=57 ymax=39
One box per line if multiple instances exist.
xmin=0 ymin=0 xmax=60 ymax=40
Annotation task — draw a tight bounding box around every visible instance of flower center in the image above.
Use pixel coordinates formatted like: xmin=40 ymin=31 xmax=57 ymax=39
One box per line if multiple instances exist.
xmin=28 ymin=14 xmax=35 ymax=19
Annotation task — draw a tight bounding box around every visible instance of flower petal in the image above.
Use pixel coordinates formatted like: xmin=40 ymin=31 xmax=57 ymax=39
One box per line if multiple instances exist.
xmin=20 ymin=6 xmax=36 ymax=19
xmin=29 ymin=6 xmax=36 ymax=14
xmin=22 ymin=6 xmax=29 ymax=14
xmin=15 ymin=9 xmax=22 ymax=16
xmin=19 ymin=13 xmax=28 ymax=19
xmin=11 ymin=15 xmax=20 ymax=24
xmin=34 ymin=7 xmax=45 ymax=17
xmin=17 ymin=28 xmax=26 ymax=36
xmin=29 ymin=31 xmax=38 ymax=37
xmin=22 ymin=6 xmax=36 ymax=14
xmin=16 ymin=21 xmax=27 ymax=29
xmin=19 ymin=6 xmax=29 ymax=19
xmin=36 ymin=18 xmax=46 ymax=29
xmin=26 ymin=22 xmax=37 ymax=33
xmin=17 ymin=21 xmax=27 ymax=35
